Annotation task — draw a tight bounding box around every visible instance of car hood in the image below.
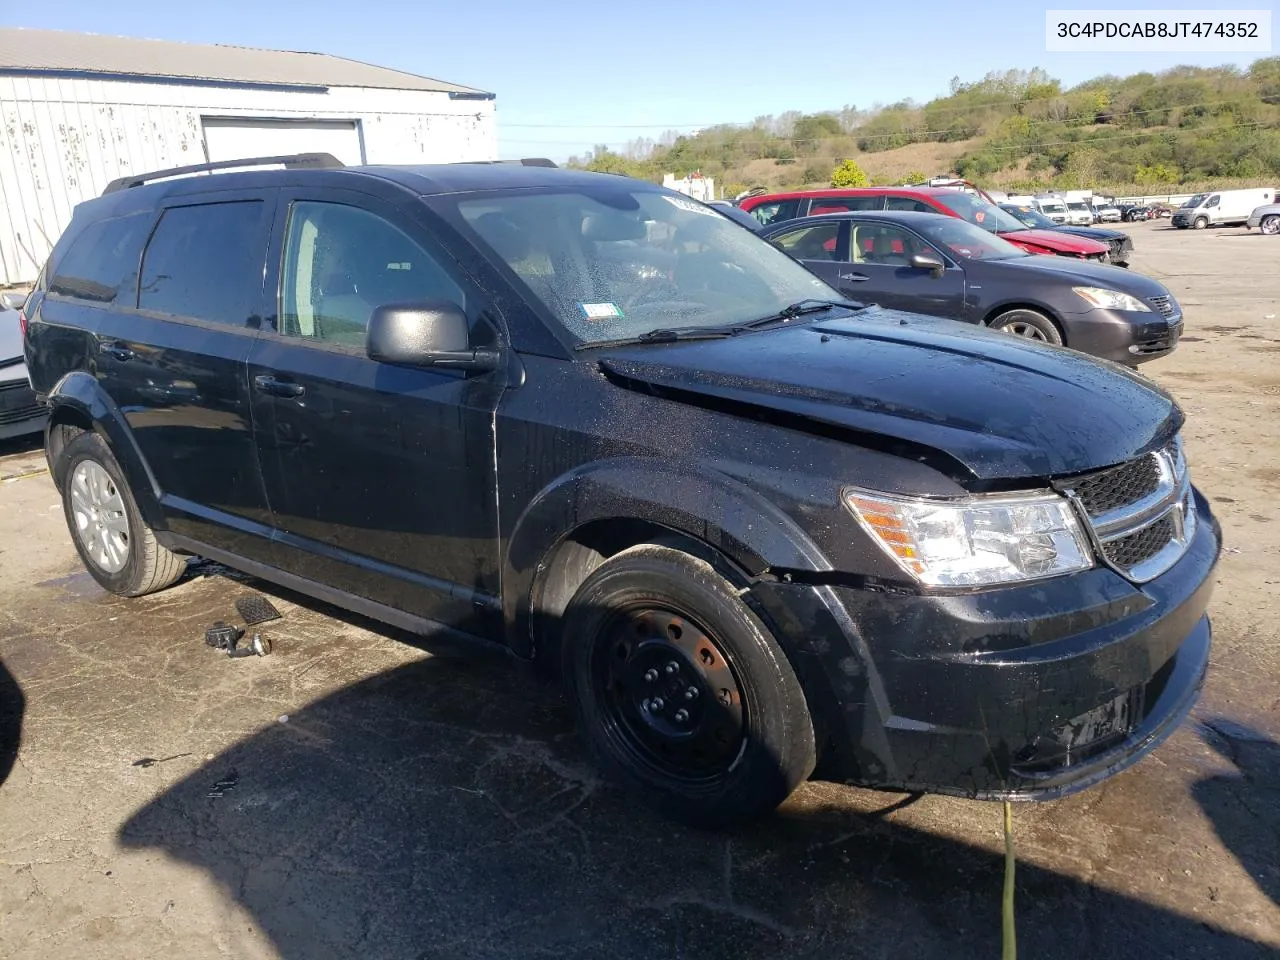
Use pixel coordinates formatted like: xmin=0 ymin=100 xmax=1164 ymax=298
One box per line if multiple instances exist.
xmin=997 ymin=228 xmax=1107 ymax=254
xmin=594 ymin=309 xmax=1180 ymax=483
xmin=988 ymin=255 xmax=1171 ymax=299
xmin=1054 ymin=225 xmax=1127 ymax=242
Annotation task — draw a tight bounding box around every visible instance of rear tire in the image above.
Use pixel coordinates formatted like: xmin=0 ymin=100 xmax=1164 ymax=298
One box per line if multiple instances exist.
xmin=561 ymin=543 xmax=815 ymax=827
xmin=57 ymin=432 xmax=186 ymax=597
xmin=988 ymin=308 xmax=1064 ymax=346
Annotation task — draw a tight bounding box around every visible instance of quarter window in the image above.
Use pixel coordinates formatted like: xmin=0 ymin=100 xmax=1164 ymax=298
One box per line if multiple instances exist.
xmin=279 ymin=202 xmax=465 ymax=348
xmin=138 ymin=202 xmax=264 ymax=325
xmin=49 ymin=213 xmax=152 ymax=304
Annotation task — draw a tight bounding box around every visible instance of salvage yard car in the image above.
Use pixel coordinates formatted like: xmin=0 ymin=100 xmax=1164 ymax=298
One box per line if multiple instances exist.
xmin=1000 ymin=203 xmax=1134 ymax=267
xmin=741 ymin=187 xmax=1112 ymax=262
xmin=761 ymin=211 xmax=1182 ymax=363
xmin=22 ymin=155 xmax=1220 ymax=826
xmin=1 ymin=294 xmax=48 ymax=441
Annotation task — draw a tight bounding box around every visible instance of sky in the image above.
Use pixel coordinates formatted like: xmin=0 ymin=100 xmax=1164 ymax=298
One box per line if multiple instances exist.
xmin=4 ymin=1 xmax=1273 ymax=161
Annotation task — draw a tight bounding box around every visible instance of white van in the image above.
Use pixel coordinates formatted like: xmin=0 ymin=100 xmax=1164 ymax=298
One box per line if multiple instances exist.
xmin=1033 ymin=196 xmax=1068 ymax=223
xmin=1172 ymin=188 xmax=1275 ymax=229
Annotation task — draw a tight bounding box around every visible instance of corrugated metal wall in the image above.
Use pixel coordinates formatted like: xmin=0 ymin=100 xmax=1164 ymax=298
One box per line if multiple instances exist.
xmin=0 ymin=75 xmax=497 ymax=285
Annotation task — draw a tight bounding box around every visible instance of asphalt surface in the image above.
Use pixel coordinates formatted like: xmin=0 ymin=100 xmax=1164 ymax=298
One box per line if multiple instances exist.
xmin=1 ymin=219 xmax=1278 ymax=959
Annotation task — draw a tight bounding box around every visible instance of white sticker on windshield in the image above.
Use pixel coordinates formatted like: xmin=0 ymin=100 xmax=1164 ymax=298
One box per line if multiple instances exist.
xmin=662 ymin=194 xmax=719 ymax=216
xmin=580 ymin=302 xmax=624 ymax=321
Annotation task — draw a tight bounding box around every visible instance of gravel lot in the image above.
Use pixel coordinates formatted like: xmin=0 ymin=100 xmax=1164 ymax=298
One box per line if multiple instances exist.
xmin=1 ymin=219 xmax=1277 ymax=959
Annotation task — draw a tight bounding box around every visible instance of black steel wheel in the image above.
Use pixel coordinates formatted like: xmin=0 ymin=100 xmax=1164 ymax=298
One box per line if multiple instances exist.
xmin=562 ymin=543 xmax=815 ymax=827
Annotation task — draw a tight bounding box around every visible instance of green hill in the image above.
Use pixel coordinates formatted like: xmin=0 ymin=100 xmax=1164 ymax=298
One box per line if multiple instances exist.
xmin=568 ymin=60 xmax=1280 ymax=197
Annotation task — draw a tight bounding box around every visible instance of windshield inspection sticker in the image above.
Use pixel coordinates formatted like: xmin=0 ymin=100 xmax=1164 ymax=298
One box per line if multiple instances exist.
xmin=580 ymin=302 xmax=624 ymax=321
xmin=663 ymin=194 xmax=719 ymax=216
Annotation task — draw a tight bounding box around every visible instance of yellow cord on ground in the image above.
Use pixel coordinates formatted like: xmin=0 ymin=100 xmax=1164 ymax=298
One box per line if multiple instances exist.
xmin=1002 ymin=800 xmax=1017 ymax=960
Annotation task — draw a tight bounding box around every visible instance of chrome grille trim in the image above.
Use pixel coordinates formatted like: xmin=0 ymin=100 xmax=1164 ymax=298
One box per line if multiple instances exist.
xmin=1060 ymin=438 xmax=1193 ymax=583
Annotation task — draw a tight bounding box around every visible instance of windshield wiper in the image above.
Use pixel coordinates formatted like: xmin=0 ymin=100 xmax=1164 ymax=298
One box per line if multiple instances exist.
xmin=734 ymin=298 xmax=865 ymax=331
xmin=574 ymin=299 xmax=864 ymax=350
xmin=575 ymin=326 xmax=738 ymax=350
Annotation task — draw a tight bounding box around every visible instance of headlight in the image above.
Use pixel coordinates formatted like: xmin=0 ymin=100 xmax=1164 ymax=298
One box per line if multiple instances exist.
xmin=1072 ymin=286 xmax=1151 ymax=312
xmin=842 ymin=488 xmax=1093 ymax=587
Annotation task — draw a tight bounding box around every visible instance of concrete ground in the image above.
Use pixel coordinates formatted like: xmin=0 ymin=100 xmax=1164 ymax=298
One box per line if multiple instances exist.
xmin=1 ymin=219 xmax=1278 ymax=959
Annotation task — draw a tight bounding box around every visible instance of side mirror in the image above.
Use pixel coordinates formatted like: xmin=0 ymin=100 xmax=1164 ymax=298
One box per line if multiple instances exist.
xmin=909 ymin=252 xmax=946 ymax=277
xmin=366 ymin=301 xmax=500 ymax=372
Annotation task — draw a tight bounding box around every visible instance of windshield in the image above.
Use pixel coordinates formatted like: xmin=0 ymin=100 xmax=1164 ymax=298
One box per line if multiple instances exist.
xmin=928 ymin=191 xmax=1028 ymax=234
xmin=452 ymin=187 xmax=837 ymax=345
xmin=1067 ymin=203 xmax=1089 ymax=212
xmin=912 ymin=217 xmax=1028 ymax=261
xmin=1183 ymin=194 xmax=1207 ymax=208
xmin=1000 ymin=205 xmax=1056 ymax=229
xmin=1038 ymin=201 xmax=1066 ymax=213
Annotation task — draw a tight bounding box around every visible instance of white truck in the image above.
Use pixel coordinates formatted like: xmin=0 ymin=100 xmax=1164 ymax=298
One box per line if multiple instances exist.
xmin=1032 ymin=195 xmax=1069 ymax=223
xmin=1172 ymin=187 xmax=1276 ymax=229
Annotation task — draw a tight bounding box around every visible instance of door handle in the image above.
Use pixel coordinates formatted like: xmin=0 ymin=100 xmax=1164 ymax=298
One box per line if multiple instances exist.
xmin=253 ymin=375 xmax=305 ymax=399
xmin=839 ymin=273 xmax=869 ymax=282
xmin=98 ymin=340 xmax=135 ymax=361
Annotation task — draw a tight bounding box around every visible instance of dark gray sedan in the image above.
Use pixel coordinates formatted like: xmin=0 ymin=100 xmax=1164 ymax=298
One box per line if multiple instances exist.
xmin=761 ymin=210 xmax=1183 ymax=365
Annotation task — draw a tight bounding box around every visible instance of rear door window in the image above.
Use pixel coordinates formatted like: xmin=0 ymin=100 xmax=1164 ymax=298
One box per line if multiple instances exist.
xmin=49 ymin=213 xmax=152 ymax=304
xmin=808 ymin=196 xmax=883 ymax=214
xmin=138 ymin=201 xmax=265 ymax=326
xmin=768 ymin=221 xmax=842 ymax=260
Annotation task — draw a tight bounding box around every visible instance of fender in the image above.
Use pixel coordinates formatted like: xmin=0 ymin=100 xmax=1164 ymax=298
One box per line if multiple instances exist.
xmin=44 ymin=370 xmax=168 ymax=532
xmin=503 ymin=455 xmax=833 ymax=656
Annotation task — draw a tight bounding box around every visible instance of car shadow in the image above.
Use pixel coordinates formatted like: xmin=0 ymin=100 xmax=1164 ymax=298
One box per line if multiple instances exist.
xmin=1194 ymin=718 xmax=1280 ymax=910
xmin=115 ymin=616 xmax=1277 ymax=960
xmin=0 ymin=658 xmax=23 ymax=788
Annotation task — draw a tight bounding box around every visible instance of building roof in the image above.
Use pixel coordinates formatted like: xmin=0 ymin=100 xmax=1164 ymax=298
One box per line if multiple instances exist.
xmin=0 ymin=28 xmax=492 ymax=97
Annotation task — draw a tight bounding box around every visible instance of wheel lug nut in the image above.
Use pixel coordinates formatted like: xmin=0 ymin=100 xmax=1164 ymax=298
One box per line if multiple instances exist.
xmin=664 ymin=661 xmax=680 ymax=676
xmin=674 ymin=709 xmax=689 ymax=723
xmin=685 ymin=686 xmax=698 ymax=700
xmin=650 ymin=697 xmax=665 ymax=713
xmin=643 ymin=668 xmax=658 ymax=683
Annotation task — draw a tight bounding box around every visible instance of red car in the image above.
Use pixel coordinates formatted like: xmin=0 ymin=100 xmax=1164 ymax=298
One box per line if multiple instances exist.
xmin=740 ymin=187 xmax=1112 ymax=261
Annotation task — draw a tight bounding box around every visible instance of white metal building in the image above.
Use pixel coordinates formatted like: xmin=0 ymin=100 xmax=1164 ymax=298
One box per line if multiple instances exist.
xmin=0 ymin=28 xmax=497 ymax=285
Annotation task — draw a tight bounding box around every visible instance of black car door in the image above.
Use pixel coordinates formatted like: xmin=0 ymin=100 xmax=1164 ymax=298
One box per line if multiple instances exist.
xmin=93 ymin=188 xmax=278 ymax=559
xmin=837 ymin=221 xmax=967 ymax=317
xmin=247 ymin=187 xmax=506 ymax=633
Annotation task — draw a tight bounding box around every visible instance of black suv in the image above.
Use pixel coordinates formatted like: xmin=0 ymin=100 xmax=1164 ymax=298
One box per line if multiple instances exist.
xmin=23 ymin=154 xmax=1221 ymax=825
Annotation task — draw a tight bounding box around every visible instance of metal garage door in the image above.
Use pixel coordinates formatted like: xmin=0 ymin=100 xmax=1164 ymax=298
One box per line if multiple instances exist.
xmin=201 ymin=118 xmax=365 ymax=166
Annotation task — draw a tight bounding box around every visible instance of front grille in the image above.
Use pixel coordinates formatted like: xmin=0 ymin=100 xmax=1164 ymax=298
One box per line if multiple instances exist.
xmin=1060 ymin=438 xmax=1192 ymax=583
xmin=1147 ymin=295 xmax=1176 ymax=318
xmin=1103 ymin=513 xmax=1176 ymax=568
xmin=1071 ymin=454 xmax=1161 ymax=516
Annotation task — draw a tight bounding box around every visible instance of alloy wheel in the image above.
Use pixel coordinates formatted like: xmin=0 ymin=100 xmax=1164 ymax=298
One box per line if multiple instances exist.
xmin=69 ymin=461 xmax=131 ymax=573
xmin=1002 ymin=321 xmax=1050 ymax=341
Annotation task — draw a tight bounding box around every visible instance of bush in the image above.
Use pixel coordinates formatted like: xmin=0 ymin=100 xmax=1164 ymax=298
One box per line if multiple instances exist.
xmin=802 ymin=162 xmax=828 ymax=183
xmin=830 ymin=159 xmax=870 ymax=187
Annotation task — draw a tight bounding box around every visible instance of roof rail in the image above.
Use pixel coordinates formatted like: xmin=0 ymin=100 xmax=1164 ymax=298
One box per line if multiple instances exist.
xmin=463 ymin=158 xmax=558 ymax=168
xmin=102 ymin=153 xmax=344 ymax=194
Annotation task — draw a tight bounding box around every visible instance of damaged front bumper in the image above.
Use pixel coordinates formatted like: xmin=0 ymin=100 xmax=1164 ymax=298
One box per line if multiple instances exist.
xmin=750 ymin=490 xmax=1221 ymax=800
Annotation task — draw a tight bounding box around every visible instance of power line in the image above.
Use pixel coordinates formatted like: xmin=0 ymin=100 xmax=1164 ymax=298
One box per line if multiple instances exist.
xmin=504 ymin=111 xmax=1278 ymax=150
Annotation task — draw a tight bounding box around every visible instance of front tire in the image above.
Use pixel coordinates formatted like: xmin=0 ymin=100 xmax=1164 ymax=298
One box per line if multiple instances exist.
xmin=561 ymin=543 xmax=815 ymax=827
xmin=988 ymin=308 xmax=1064 ymax=346
xmin=57 ymin=431 xmax=186 ymax=597
xmin=1194 ymin=217 xmax=1208 ymax=230
xmin=1261 ymin=215 xmax=1280 ymax=236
